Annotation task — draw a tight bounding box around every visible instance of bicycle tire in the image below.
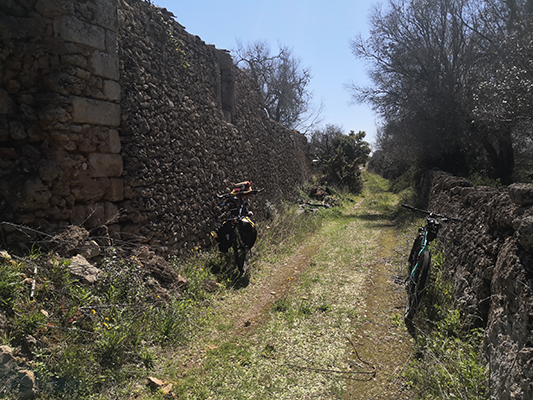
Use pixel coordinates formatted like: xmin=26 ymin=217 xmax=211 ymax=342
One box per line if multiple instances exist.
xmin=407 ymin=236 xmax=423 ymax=277
xmin=404 ymin=250 xmax=431 ymax=323
xmin=233 ymin=236 xmax=249 ymax=275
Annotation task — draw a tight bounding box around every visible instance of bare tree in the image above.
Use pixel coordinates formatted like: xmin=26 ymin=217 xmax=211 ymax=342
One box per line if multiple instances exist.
xmin=234 ymin=40 xmax=321 ymax=132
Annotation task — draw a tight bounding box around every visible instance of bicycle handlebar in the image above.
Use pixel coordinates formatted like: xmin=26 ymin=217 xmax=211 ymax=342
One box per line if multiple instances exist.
xmin=401 ymin=204 xmax=463 ymax=222
xmin=216 ymin=188 xmax=264 ymax=199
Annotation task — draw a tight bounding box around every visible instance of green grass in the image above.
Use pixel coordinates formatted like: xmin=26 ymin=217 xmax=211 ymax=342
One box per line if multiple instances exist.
xmin=0 ymin=257 xmax=24 ymax=309
xmin=0 ymin=248 xmax=222 ymax=399
xmin=397 ymin=232 xmax=487 ymax=399
xmin=161 ymin=181 xmax=385 ymax=399
xmin=0 ymin=191 xmax=335 ymax=399
xmin=0 ymin=173 xmax=487 ymax=399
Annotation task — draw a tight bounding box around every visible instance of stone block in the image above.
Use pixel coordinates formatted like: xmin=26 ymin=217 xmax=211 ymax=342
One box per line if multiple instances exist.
xmin=0 ymin=89 xmax=11 ymax=114
xmin=88 ymin=153 xmax=123 ymax=178
xmin=21 ymin=178 xmax=51 ymax=211
xmin=9 ymin=121 xmax=26 ymax=140
xmin=517 ymin=215 xmax=533 ymax=252
xmin=93 ymin=0 xmax=118 ymax=31
xmin=106 ymin=129 xmax=121 ymax=153
xmin=105 ymin=28 xmax=118 ymax=54
xmin=508 ymin=183 xmax=533 ymax=206
xmin=68 ymin=254 xmax=102 ymax=283
xmin=104 ymin=178 xmax=124 ymax=201
xmin=38 ymin=105 xmax=70 ymax=126
xmin=70 ymin=204 xmax=88 ymax=225
xmin=104 ymin=201 xmax=119 ymax=223
xmin=103 ymin=79 xmax=121 ymax=102
xmin=90 ymin=51 xmax=119 ymax=80
xmin=17 ymin=369 xmax=36 ymax=400
xmin=71 ymin=177 xmax=109 ymax=202
xmin=71 ymin=96 xmax=120 ymax=126
xmin=0 ymin=345 xmax=17 ymax=377
xmin=35 ymin=0 xmax=74 ymax=18
xmin=54 ymin=14 xmax=105 ymax=50
xmin=85 ymin=202 xmax=105 ymax=227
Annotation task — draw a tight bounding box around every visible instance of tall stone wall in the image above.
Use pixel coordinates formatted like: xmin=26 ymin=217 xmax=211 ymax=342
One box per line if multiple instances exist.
xmin=0 ymin=0 xmax=311 ymax=253
xmin=0 ymin=0 xmax=122 ymax=239
xmin=422 ymin=171 xmax=533 ymax=400
xmin=116 ymin=0 xmax=310 ymax=251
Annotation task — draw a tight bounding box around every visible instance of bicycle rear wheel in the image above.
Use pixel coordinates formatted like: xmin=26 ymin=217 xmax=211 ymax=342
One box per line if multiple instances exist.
xmin=404 ymin=250 xmax=431 ymax=325
xmin=233 ymin=238 xmax=249 ymax=276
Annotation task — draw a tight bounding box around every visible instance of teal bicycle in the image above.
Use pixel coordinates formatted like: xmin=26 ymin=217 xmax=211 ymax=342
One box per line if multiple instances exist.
xmin=401 ymin=204 xmax=462 ymax=330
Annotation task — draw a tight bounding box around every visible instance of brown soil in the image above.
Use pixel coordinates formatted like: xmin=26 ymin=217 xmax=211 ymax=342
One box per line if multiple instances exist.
xmin=235 ymin=242 xmax=321 ymax=332
xmin=211 ymin=214 xmax=414 ymax=399
xmin=213 ymin=237 xmax=322 ymax=335
xmin=345 ymin=227 xmax=413 ymax=399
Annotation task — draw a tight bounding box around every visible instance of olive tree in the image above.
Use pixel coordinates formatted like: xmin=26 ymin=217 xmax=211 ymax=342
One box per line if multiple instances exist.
xmin=234 ymin=40 xmax=320 ymax=132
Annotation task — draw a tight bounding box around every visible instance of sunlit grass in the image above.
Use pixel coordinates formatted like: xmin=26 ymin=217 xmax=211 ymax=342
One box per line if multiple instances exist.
xmin=0 ymin=173 xmax=486 ymax=399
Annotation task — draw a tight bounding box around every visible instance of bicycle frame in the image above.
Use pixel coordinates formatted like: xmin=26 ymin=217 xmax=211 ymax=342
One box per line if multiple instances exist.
xmin=408 ymin=215 xmax=439 ymax=286
xmin=401 ymin=204 xmax=461 ymax=330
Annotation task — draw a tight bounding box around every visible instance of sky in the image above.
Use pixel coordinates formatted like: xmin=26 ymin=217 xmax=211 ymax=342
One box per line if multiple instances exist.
xmin=152 ymin=0 xmax=381 ymax=146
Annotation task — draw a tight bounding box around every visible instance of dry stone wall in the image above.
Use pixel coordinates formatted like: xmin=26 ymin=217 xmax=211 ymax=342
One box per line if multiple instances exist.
xmin=0 ymin=0 xmax=122 ymax=239
xmin=0 ymin=0 xmax=311 ymax=253
xmin=422 ymin=171 xmax=533 ymax=400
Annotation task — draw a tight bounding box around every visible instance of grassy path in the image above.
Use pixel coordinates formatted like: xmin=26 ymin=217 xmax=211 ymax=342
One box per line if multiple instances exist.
xmin=151 ymin=175 xmax=413 ymax=399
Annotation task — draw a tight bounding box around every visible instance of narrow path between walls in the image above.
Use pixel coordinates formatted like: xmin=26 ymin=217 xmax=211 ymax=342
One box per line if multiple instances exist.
xmin=141 ymin=176 xmax=414 ymax=399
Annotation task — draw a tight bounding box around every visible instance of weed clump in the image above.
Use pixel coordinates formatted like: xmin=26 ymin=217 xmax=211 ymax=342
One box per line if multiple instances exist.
xmin=402 ymin=247 xmax=487 ymax=399
xmin=0 ymin=247 xmax=218 ymax=399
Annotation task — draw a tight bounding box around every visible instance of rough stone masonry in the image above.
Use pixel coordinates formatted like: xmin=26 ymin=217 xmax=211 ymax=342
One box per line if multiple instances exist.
xmin=0 ymin=0 xmax=310 ymax=254
xmin=423 ymin=171 xmax=533 ymax=400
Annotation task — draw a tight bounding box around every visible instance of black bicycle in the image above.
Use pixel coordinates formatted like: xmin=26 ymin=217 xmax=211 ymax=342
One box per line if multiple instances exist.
xmin=211 ymin=182 xmax=263 ymax=276
xmin=401 ymin=204 xmax=462 ymax=329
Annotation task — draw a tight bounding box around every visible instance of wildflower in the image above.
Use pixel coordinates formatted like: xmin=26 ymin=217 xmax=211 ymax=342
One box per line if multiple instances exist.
xmin=91 ymin=309 xmax=96 ymax=314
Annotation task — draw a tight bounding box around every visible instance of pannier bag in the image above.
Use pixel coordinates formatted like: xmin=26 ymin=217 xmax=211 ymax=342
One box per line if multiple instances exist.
xmin=231 ymin=181 xmax=253 ymax=196
xmin=211 ymin=221 xmax=233 ymax=253
xmin=238 ymin=217 xmax=257 ymax=248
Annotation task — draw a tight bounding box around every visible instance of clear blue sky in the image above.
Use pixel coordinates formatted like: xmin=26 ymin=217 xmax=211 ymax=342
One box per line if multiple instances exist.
xmin=152 ymin=0 xmax=381 ymax=145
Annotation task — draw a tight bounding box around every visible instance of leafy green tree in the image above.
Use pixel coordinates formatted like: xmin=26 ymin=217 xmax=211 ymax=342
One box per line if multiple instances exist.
xmin=322 ymin=130 xmax=371 ymax=193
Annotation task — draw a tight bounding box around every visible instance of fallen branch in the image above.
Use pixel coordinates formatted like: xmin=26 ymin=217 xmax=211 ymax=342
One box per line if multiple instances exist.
xmin=285 ymin=363 xmax=375 ymax=380
xmin=285 ymin=337 xmax=377 ymax=382
xmin=30 ymin=264 xmax=37 ymax=300
xmin=303 ymin=202 xmax=331 ymax=208
xmin=346 ymin=335 xmax=377 ymax=377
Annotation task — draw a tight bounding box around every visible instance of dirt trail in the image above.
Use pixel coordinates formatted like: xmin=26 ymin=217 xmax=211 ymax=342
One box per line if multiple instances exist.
xmin=173 ymin=179 xmax=413 ymax=399
xmin=227 ymin=241 xmax=322 ymax=333
xmin=345 ymin=226 xmax=412 ymax=399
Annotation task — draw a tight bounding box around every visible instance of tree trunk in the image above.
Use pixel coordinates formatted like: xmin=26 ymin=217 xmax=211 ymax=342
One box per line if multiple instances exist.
xmin=481 ymin=126 xmax=515 ymax=185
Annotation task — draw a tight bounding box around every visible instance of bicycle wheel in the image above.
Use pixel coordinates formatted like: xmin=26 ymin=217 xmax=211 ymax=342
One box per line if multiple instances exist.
xmin=416 ymin=250 xmax=431 ymax=297
xmin=407 ymin=236 xmax=423 ymax=277
xmin=233 ymin=237 xmax=249 ymax=275
xmin=404 ymin=250 xmax=431 ymax=324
